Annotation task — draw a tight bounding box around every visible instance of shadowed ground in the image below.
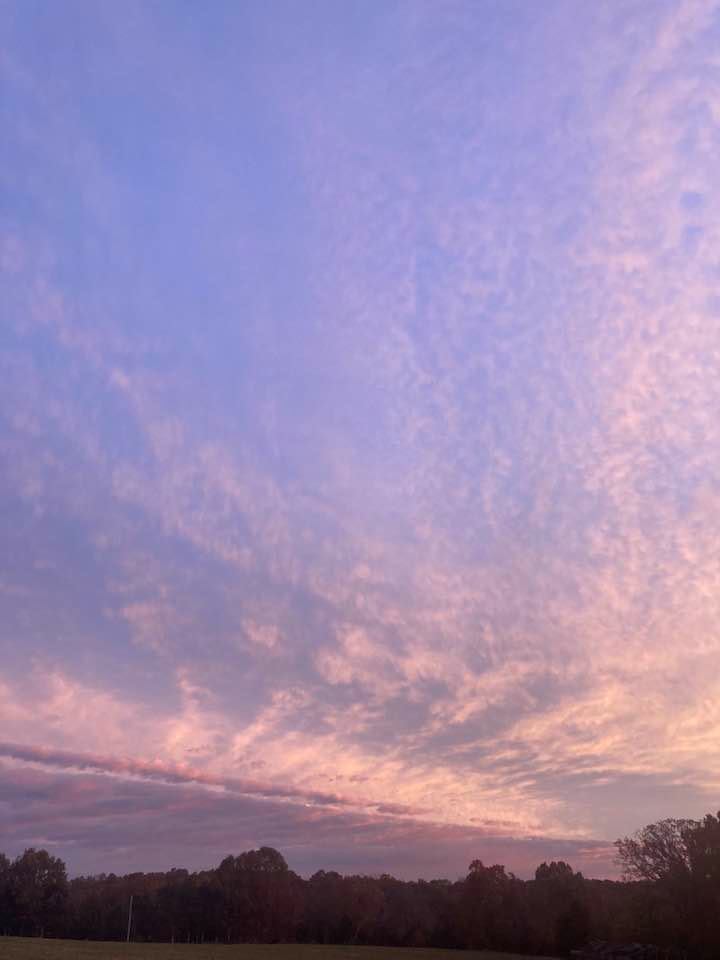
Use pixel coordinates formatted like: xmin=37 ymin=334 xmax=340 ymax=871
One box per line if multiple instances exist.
xmin=0 ymin=938 xmax=552 ymax=960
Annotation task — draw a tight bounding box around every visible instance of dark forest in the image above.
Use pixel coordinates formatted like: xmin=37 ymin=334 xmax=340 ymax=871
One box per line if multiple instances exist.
xmin=1 ymin=812 xmax=718 ymax=958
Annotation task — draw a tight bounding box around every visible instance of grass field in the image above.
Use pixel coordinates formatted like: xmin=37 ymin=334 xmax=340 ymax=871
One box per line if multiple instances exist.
xmin=0 ymin=938 xmax=551 ymax=960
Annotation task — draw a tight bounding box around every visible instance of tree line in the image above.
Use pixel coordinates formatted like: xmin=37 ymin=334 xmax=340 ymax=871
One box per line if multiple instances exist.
xmin=1 ymin=811 xmax=718 ymax=957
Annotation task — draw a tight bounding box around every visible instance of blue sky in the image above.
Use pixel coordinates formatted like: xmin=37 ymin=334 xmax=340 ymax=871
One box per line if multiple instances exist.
xmin=2 ymin=0 xmax=720 ymax=879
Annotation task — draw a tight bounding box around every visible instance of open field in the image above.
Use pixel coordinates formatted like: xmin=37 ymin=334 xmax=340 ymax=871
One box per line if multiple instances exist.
xmin=0 ymin=939 xmax=551 ymax=960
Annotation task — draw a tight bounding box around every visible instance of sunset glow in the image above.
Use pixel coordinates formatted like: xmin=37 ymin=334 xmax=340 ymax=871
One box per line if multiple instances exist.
xmin=2 ymin=0 xmax=720 ymax=880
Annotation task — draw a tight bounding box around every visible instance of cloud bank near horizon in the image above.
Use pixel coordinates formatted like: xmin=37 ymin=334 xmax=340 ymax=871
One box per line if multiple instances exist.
xmin=2 ymin=0 xmax=720 ymax=879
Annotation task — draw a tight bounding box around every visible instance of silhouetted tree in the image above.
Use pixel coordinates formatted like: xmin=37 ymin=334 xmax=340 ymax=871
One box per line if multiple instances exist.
xmin=530 ymin=858 xmax=588 ymax=955
xmin=616 ymin=812 xmax=720 ymax=958
xmin=3 ymin=817 xmax=720 ymax=956
xmin=535 ymin=859 xmax=582 ymax=882
xmin=9 ymin=848 xmax=68 ymax=937
xmin=0 ymin=852 xmax=11 ymax=936
xmin=459 ymin=860 xmax=524 ymax=951
xmin=216 ymin=846 xmax=299 ymax=942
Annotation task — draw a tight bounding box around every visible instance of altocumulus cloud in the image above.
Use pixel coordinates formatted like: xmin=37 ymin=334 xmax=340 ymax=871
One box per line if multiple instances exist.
xmin=1 ymin=0 xmax=719 ymax=878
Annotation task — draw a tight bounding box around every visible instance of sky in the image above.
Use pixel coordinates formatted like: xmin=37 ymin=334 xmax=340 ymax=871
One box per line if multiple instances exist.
xmin=2 ymin=0 xmax=720 ymax=881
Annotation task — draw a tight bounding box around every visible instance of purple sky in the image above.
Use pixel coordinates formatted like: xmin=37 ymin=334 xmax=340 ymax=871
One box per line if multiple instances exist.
xmin=2 ymin=0 xmax=720 ymax=881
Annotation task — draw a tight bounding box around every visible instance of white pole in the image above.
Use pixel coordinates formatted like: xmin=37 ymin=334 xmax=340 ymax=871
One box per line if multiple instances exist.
xmin=126 ymin=895 xmax=134 ymax=942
